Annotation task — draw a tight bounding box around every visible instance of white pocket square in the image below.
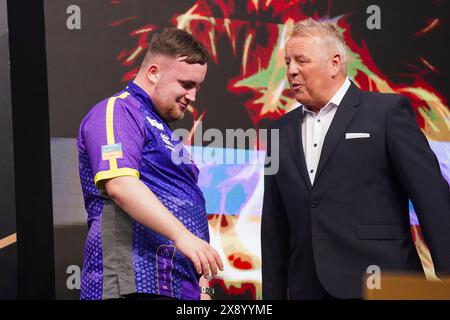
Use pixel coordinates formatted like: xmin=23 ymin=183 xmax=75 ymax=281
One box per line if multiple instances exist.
xmin=345 ymin=133 xmax=370 ymax=139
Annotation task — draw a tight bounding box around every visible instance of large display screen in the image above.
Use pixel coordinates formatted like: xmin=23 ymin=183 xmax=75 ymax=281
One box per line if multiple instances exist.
xmin=44 ymin=0 xmax=450 ymax=299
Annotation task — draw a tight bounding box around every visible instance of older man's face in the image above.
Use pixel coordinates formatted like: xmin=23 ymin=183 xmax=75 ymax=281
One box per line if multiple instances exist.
xmin=284 ymin=35 xmax=334 ymax=109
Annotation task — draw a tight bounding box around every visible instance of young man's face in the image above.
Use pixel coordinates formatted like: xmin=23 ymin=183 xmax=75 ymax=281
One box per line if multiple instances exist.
xmin=151 ymin=56 xmax=207 ymax=122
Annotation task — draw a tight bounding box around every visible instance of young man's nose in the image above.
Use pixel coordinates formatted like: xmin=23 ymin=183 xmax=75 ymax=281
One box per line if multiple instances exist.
xmin=185 ymin=88 xmax=197 ymax=102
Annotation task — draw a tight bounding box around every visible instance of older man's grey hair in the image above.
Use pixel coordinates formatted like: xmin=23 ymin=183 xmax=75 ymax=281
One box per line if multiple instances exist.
xmin=290 ymin=18 xmax=348 ymax=74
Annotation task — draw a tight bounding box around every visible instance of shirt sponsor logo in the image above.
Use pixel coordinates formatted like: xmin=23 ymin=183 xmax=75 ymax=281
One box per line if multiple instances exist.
xmin=101 ymin=143 xmax=123 ymax=160
xmin=147 ymin=116 xmax=164 ymax=130
xmin=160 ymin=133 xmax=175 ymax=150
xmin=156 ymin=245 xmax=175 ymax=296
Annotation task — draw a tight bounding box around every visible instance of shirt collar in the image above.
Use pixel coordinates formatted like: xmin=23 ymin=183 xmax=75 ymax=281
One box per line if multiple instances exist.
xmin=126 ymin=81 xmax=155 ymax=112
xmin=329 ymin=77 xmax=351 ymax=107
xmin=126 ymin=81 xmax=173 ymax=129
xmin=302 ymin=77 xmax=351 ymax=116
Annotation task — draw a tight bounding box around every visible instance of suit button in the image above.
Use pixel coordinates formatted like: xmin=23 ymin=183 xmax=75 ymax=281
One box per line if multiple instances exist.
xmin=312 ymin=200 xmax=318 ymax=208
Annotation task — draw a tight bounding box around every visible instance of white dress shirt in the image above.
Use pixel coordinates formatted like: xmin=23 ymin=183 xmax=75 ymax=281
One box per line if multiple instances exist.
xmin=301 ymin=78 xmax=351 ymax=185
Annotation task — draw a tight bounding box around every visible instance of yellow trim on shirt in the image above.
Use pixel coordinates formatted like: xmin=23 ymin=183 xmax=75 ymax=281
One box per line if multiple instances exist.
xmin=94 ymin=167 xmax=140 ymax=189
xmin=105 ymin=91 xmax=130 ymax=170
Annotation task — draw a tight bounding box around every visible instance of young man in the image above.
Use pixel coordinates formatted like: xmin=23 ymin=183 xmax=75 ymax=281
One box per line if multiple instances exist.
xmin=78 ymin=28 xmax=222 ymax=300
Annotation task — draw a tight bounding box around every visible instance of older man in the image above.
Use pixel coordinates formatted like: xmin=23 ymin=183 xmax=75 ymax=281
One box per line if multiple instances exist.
xmin=261 ymin=18 xmax=450 ymax=299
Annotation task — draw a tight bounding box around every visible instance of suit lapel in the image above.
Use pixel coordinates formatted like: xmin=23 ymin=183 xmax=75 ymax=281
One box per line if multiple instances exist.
xmin=314 ymin=84 xmax=361 ymax=183
xmin=287 ymin=107 xmax=312 ymax=190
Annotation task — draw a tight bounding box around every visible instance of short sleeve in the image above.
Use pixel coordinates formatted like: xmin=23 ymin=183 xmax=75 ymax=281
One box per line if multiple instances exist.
xmin=79 ymin=92 xmax=146 ymax=188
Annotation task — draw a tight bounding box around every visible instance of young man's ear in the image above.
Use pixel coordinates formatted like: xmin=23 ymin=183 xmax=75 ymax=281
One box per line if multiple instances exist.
xmin=146 ymin=64 xmax=160 ymax=84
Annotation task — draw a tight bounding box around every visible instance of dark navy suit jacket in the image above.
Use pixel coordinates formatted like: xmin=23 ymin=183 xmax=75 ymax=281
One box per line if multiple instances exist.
xmin=261 ymin=83 xmax=450 ymax=299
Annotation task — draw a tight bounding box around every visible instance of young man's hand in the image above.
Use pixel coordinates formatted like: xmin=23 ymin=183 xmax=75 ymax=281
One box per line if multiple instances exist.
xmin=174 ymin=231 xmax=223 ymax=278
